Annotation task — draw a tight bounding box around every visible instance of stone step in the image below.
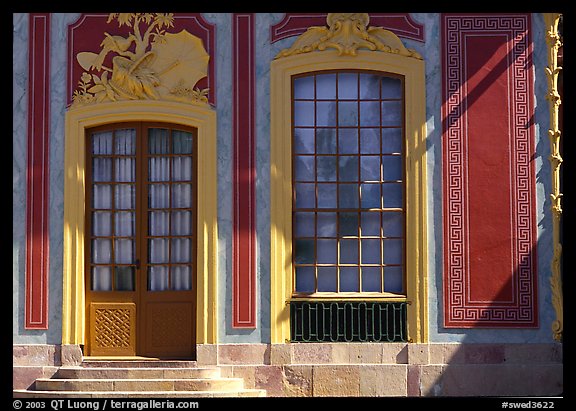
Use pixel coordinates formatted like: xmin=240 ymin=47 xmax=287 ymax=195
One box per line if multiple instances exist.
xmin=35 ymin=378 xmax=245 ymax=392
xmin=56 ymin=366 xmax=221 ymax=379
xmin=13 ymin=389 xmax=267 ymax=398
xmin=80 ymin=360 xmax=198 ymax=368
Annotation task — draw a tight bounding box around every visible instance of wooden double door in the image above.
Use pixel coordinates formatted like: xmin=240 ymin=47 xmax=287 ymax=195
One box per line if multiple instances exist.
xmin=85 ymin=122 xmax=197 ymax=358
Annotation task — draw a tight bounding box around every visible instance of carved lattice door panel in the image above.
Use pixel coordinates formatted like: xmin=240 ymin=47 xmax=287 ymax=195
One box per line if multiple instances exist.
xmin=85 ymin=123 xmax=197 ymax=358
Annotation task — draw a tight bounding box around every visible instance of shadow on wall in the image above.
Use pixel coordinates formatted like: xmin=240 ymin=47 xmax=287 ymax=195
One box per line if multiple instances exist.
xmin=423 ymin=18 xmax=563 ymax=396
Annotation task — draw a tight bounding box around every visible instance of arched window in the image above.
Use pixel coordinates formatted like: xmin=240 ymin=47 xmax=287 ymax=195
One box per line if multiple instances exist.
xmin=270 ymin=14 xmax=428 ymax=343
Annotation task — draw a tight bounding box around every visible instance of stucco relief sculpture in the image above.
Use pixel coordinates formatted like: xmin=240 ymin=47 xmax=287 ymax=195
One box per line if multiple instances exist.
xmin=72 ymin=13 xmax=209 ymax=107
xmin=275 ymin=13 xmax=422 ymax=59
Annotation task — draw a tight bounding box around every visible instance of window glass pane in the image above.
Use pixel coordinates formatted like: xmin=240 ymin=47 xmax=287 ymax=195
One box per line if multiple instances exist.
xmin=360 ymin=101 xmax=380 ymax=127
xmin=115 ymin=211 xmax=135 ymax=237
xmin=339 ymin=212 xmax=358 ymax=237
xmin=382 ymin=212 xmax=404 ymax=237
xmin=92 ymin=131 xmax=113 ymax=154
xmin=92 ymin=239 xmax=111 ymax=264
xmin=338 ymin=102 xmax=358 ymax=126
xmin=295 ymin=183 xmax=316 ymax=209
xmin=384 ymin=266 xmax=403 ymax=293
xmin=148 ymin=266 xmax=169 ymax=291
xmin=172 ymin=130 xmax=194 ymax=154
xmin=381 ymin=77 xmax=402 ymax=99
xmin=361 ymin=239 xmax=381 ymax=264
xmin=338 ymin=156 xmax=358 ymax=182
xmin=381 ymin=101 xmax=402 ymax=126
xmin=172 ymin=157 xmax=193 ymax=181
xmin=317 ymin=184 xmax=337 ymax=208
xmin=317 ymin=102 xmax=337 ymax=126
xmin=317 ymin=239 xmax=337 ymax=264
xmin=382 ymin=156 xmax=402 ymax=181
xmin=295 ymin=212 xmax=315 ymax=237
xmin=115 ymin=266 xmax=135 ymax=291
xmin=316 ymin=129 xmax=337 ymax=154
xmin=172 ymin=184 xmax=192 ymax=208
xmin=340 ymin=267 xmax=359 ymax=292
xmin=294 ymin=156 xmax=315 ymax=182
xmin=339 ymin=184 xmax=358 ymax=208
xmin=115 ymin=129 xmax=136 ymax=155
xmin=317 ymin=157 xmax=336 ymax=182
xmin=316 ymin=73 xmax=336 ymax=99
xmin=172 ymin=266 xmax=192 ymax=290
xmin=149 ymin=211 xmax=170 ymax=236
xmin=338 ymin=72 xmax=358 ymax=99
xmin=148 ymin=184 xmax=170 ymax=209
xmin=382 ymin=183 xmax=403 ymax=208
xmin=361 ymin=212 xmax=380 ymax=236
xmin=115 ymin=184 xmax=135 ymax=209
xmin=360 ymin=128 xmax=380 ymax=154
xmin=361 ymin=156 xmax=381 ymax=181
xmin=382 ymin=128 xmax=403 ymax=154
xmin=294 ymin=101 xmax=315 ymax=126
xmin=295 ymin=239 xmax=315 ymax=264
xmin=294 ymin=128 xmax=315 ymax=154
xmin=92 ymin=212 xmax=112 ymax=236
xmin=295 ymin=266 xmax=315 ymax=293
xmin=149 ymin=128 xmax=169 ymax=154
xmin=339 ymin=239 xmax=358 ymax=264
xmin=338 ymin=128 xmax=358 ymax=154
xmin=361 ymin=267 xmax=381 ymax=292
xmin=294 ymin=76 xmax=314 ymax=99
xmin=149 ymin=239 xmax=169 ymax=263
xmin=172 ymin=211 xmax=192 ymax=236
xmin=383 ymin=239 xmax=403 ymax=265
xmin=359 ymin=73 xmax=381 ymax=100
xmin=171 ymin=238 xmax=191 ymax=263
xmin=92 ymin=266 xmax=112 ymax=291
xmin=317 ymin=212 xmax=337 ymax=237
xmin=317 ymin=267 xmax=337 ymax=292
xmin=93 ymin=158 xmax=112 ymax=182
xmin=149 ymin=157 xmax=170 ymax=182
xmin=361 ymin=183 xmax=381 ymax=209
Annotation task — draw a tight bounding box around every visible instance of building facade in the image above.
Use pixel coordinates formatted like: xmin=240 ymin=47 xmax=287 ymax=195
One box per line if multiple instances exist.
xmin=13 ymin=12 xmax=563 ymax=396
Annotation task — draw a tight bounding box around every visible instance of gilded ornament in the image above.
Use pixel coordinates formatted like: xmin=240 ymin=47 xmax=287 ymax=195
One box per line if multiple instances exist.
xmin=72 ymin=13 xmax=210 ymax=107
xmin=275 ymin=13 xmax=422 ymax=59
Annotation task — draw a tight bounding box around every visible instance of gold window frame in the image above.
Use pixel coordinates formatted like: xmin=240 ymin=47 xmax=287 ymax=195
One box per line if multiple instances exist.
xmin=270 ymin=48 xmax=428 ymax=344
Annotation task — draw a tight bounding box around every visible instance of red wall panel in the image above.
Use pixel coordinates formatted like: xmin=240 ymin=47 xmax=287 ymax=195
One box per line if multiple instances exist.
xmin=442 ymin=14 xmax=538 ymax=327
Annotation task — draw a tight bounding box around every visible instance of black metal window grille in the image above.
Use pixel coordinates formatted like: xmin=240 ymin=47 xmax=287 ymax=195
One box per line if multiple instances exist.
xmin=290 ymin=300 xmax=407 ymax=342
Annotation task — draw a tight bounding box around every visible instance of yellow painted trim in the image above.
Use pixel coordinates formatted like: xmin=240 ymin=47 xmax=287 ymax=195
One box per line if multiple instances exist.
xmin=270 ymin=50 xmax=428 ymax=343
xmin=62 ymin=100 xmax=218 ymax=346
xmin=543 ymin=13 xmax=563 ymax=342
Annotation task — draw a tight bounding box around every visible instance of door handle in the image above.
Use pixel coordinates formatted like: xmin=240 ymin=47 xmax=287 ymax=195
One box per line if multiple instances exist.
xmin=135 ymin=259 xmax=141 ymax=270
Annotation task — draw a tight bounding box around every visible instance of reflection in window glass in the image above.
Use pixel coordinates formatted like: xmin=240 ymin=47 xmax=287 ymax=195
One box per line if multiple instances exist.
xmin=292 ymin=71 xmax=405 ymax=295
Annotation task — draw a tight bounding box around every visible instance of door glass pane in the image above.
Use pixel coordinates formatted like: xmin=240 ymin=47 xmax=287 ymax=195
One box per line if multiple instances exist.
xmin=171 ymin=238 xmax=191 ymax=263
xmin=149 ymin=211 xmax=170 ymax=236
xmin=92 ymin=131 xmax=113 ymax=155
xmin=115 ymin=267 xmax=135 ymax=291
xmin=172 ymin=157 xmax=192 ymax=181
xmin=149 ymin=128 xmax=170 ymax=154
xmin=93 ymin=158 xmax=112 ymax=182
xmin=172 ymin=184 xmax=192 ymax=208
xmin=92 ymin=266 xmax=112 ymax=291
xmin=173 ymin=130 xmax=194 ymax=154
xmin=172 ymin=266 xmax=192 ymax=290
xmin=149 ymin=239 xmax=169 ymax=263
xmin=149 ymin=184 xmax=170 ymax=208
xmin=148 ymin=266 xmax=169 ymax=291
xmin=93 ymin=185 xmax=112 ymax=209
xmin=114 ymin=239 xmax=134 ymax=264
xmin=92 ymin=212 xmax=112 ymax=236
xmin=115 ymin=185 xmax=135 ymax=209
xmin=115 ymin=129 xmax=135 ymax=155
xmin=92 ymin=239 xmax=111 ymax=264
xmin=149 ymin=157 xmax=170 ymax=182
xmin=115 ymin=212 xmax=135 ymax=236
xmin=171 ymin=211 xmax=192 ymax=236
xmin=115 ymin=158 xmax=135 ymax=182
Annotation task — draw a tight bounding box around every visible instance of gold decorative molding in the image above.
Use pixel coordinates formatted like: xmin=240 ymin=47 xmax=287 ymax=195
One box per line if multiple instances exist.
xmin=543 ymin=13 xmax=563 ymax=342
xmin=275 ymin=13 xmax=422 ymax=60
xmin=72 ymin=13 xmax=210 ymax=107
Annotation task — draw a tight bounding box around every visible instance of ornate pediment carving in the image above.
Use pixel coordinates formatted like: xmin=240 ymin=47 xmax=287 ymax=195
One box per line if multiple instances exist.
xmin=72 ymin=13 xmax=210 ymax=107
xmin=275 ymin=13 xmax=422 ymax=59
